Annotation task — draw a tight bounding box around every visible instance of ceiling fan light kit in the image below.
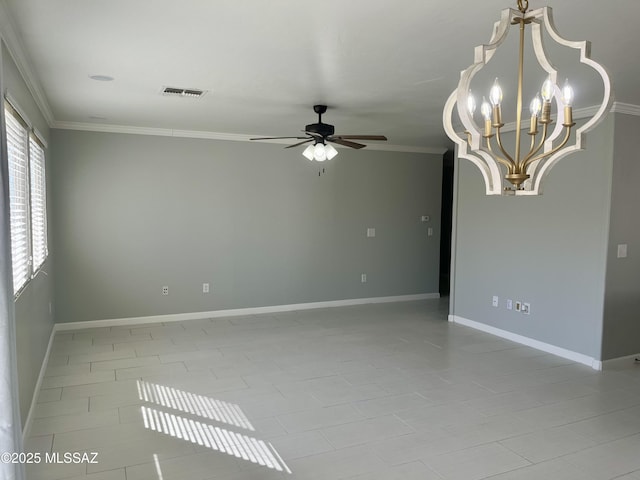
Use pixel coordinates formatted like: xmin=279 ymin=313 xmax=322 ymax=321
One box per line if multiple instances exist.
xmin=302 ymin=143 xmax=338 ymax=162
xmin=250 ymin=104 xmax=387 ymax=162
xmin=443 ymin=0 xmax=612 ymax=196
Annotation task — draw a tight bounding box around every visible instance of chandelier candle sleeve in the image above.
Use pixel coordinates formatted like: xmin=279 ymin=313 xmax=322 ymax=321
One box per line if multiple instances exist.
xmin=481 ymin=97 xmax=492 ymax=137
xmin=539 ymin=76 xmax=554 ymax=124
xmin=529 ymin=94 xmax=542 ymax=134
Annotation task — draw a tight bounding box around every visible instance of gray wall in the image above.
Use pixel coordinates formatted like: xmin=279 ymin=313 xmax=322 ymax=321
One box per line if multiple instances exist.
xmin=450 ymin=115 xmax=615 ymax=359
xmin=602 ymin=113 xmax=640 ymax=360
xmin=2 ymin=42 xmax=54 ymax=424
xmin=51 ymin=129 xmax=442 ymax=323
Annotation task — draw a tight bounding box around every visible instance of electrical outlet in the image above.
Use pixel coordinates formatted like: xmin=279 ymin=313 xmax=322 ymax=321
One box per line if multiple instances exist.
xmin=515 ymin=301 xmax=521 ymax=312
xmin=421 ymin=215 xmax=430 ymax=222
xmin=492 ymin=296 xmax=499 ymax=307
xmin=162 ymin=286 xmax=169 ymax=296
xmin=203 ymin=283 xmax=210 ymax=293
xmin=506 ymin=299 xmax=513 ymax=310
xmin=427 ymin=227 xmax=434 ymax=237
xmin=522 ymin=302 xmax=531 ymax=315
xmin=367 ymin=228 xmax=376 ymax=238
xmin=361 ymin=273 xmax=367 ymax=283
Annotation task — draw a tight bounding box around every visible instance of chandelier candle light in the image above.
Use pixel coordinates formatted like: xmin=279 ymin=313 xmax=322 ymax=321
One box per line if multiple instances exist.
xmin=443 ymin=0 xmax=612 ymax=195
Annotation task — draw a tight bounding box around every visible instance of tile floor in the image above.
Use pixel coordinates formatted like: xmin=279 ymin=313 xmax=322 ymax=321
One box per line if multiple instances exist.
xmin=24 ymin=299 xmax=640 ymax=480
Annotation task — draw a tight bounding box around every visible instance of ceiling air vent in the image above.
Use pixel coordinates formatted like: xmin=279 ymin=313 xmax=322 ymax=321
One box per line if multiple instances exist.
xmin=161 ymin=86 xmax=207 ymax=98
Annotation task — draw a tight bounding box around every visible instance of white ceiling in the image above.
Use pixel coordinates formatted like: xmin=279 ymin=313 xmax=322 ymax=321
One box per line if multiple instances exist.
xmin=3 ymin=0 xmax=639 ymax=151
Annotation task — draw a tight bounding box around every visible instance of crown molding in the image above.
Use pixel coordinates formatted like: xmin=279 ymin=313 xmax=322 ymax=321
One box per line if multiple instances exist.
xmin=53 ymin=121 xmax=447 ymax=154
xmin=54 ymin=121 xmax=175 ymax=137
xmin=611 ymin=102 xmax=640 ymax=116
xmin=0 ymin=0 xmax=55 ymax=126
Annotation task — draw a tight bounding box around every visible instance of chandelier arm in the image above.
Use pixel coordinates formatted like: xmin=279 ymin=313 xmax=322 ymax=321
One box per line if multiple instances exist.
xmin=529 ymin=133 xmax=536 ymax=154
xmin=493 ymin=128 xmax=516 ymax=171
xmin=486 ymin=138 xmax=516 ymax=172
xmin=523 ymin=125 xmax=572 ymax=169
xmin=522 ymin=123 xmax=549 ymax=168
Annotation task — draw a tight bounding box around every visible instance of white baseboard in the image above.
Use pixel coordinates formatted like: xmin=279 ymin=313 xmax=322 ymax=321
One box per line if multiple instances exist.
xmin=22 ymin=326 xmax=56 ymax=440
xmin=449 ymin=315 xmax=602 ymax=370
xmin=55 ymin=293 xmax=440 ymax=331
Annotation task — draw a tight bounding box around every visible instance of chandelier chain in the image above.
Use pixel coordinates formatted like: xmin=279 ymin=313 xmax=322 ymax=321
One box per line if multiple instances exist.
xmin=517 ymin=0 xmax=528 ymax=13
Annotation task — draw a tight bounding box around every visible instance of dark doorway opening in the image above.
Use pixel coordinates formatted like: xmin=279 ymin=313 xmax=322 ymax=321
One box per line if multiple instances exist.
xmin=439 ymin=150 xmax=455 ymax=296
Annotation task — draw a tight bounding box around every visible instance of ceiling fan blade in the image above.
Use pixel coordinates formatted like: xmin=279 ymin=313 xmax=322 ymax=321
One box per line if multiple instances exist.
xmin=285 ymin=139 xmax=314 ymax=149
xmin=330 ymin=135 xmax=387 ymax=141
xmin=329 ymin=138 xmax=366 ymax=149
xmin=304 ymin=131 xmax=323 ymax=138
xmin=250 ymin=136 xmax=310 ymax=140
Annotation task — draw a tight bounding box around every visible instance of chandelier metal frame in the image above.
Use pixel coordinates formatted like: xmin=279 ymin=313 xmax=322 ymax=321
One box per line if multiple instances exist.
xmin=443 ymin=0 xmax=612 ymax=195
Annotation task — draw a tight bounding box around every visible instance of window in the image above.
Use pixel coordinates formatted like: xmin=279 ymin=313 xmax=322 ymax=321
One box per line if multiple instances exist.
xmin=4 ymin=102 xmax=48 ymax=295
xmin=29 ymin=136 xmax=47 ymax=271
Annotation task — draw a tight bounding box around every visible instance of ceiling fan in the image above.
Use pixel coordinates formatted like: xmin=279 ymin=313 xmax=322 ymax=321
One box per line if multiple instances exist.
xmin=250 ymin=105 xmax=387 ymax=161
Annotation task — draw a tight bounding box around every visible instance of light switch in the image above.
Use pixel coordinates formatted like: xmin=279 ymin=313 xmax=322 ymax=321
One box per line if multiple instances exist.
xmin=617 ymin=244 xmax=628 ymax=258
xmin=427 ymin=227 xmax=434 ymax=237
xmin=367 ymin=228 xmax=376 ymax=238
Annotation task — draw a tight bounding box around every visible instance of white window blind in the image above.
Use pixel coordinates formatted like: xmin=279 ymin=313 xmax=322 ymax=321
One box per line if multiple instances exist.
xmin=29 ymin=136 xmax=47 ymax=271
xmin=5 ymin=107 xmax=30 ymax=294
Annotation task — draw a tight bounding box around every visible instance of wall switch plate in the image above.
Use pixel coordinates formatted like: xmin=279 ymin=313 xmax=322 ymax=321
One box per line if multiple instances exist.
xmin=361 ymin=273 xmax=367 ymax=283
xmin=421 ymin=215 xmax=430 ymax=222
xmin=617 ymin=244 xmax=628 ymax=258
xmin=367 ymin=228 xmax=376 ymax=238
xmin=522 ymin=302 xmax=531 ymax=315
xmin=203 ymin=283 xmax=210 ymax=293
xmin=492 ymin=296 xmax=499 ymax=307
xmin=428 ymin=227 xmax=434 ymax=237
xmin=506 ymin=299 xmax=513 ymax=310
xmin=515 ymin=301 xmax=521 ymax=312
xmin=162 ymin=286 xmax=169 ymax=296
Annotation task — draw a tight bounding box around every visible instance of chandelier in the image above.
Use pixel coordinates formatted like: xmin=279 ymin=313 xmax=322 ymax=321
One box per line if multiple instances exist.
xmin=443 ymin=0 xmax=612 ymax=195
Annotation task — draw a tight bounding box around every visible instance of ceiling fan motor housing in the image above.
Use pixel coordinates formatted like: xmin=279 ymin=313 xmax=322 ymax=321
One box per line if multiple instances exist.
xmin=305 ymin=122 xmax=335 ymax=137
